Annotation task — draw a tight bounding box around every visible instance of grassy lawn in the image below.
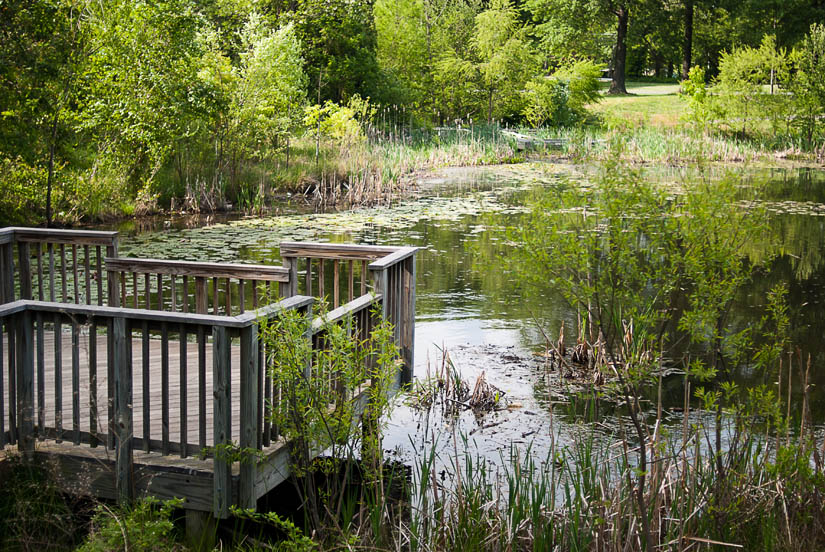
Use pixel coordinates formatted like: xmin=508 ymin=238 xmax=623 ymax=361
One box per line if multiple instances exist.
xmin=590 ymin=80 xmax=685 ymax=127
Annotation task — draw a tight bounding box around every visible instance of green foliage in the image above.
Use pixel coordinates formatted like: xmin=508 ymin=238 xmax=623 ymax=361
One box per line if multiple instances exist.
xmin=231 ymin=508 xmax=318 ymax=551
xmin=713 ymin=35 xmax=792 ymax=136
xmin=679 ymin=65 xmax=712 ymax=130
xmin=790 ymin=23 xmax=825 ymax=146
xmin=522 ymin=78 xmax=573 ymax=128
xmin=553 ymin=59 xmax=603 ymax=113
xmin=304 ymin=95 xmax=375 ymax=152
xmin=79 ymin=498 xmax=182 ymax=552
xmin=258 ymin=302 xmax=400 ymax=538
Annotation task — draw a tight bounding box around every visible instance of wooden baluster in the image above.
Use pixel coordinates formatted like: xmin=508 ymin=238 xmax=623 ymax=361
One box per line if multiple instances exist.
xmin=142 ymin=321 xmax=150 ymax=453
xmin=36 ymin=245 xmax=44 ymax=301
xmin=0 ymin=319 xmax=4 ymax=447
xmin=48 ymin=244 xmax=55 ymax=302
xmin=96 ymin=246 xmax=103 ymax=306
xmin=60 ymin=244 xmax=67 ymax=302
xmin=224 ymin=278 xmax=231 ymax=315
xmin=144 ymin=273 xmax=150 ymax=310
xmin=171 ymin=275 xmax=177 ymax=312
xmin=305 ymin=258 xmax=312 ymax=297
xmin=319 ymin=259 xmax=325 ymax=299
xmin=212 ymin=277 xmax=218 ymax=315
xmin=16 ymin=309 xmax=34 ymax=456
xmin=361 ymin=260 xmax=368 ymax=295
xmin=195 ymin=277 xmax=207 ymax=314
xmin=161 ymin=322 xmax=170 ymax=455
xmin=251 ymin=282 xmax=258 ymax=309
xmin=120 ymin=272 xmax=126 ymax=308
xmin=182 ymin=275 xmax=189 ymax=313
xmin=18 ymin=242 xmax=31 ymax=300
xmin=157 ymin=274 xmax=163 ymax=310
xmin=198 ymin=325 xmax=206 ymax=451
xmin=238 ymin=279 xmax=245 ymax=314
xmin=72 ymin=245 xmax=80 ymax=304
xmin=284 ymin=256 xmax=298 ymax=297
xmin=348 ymin=260 xmax=354 ymax=302
xmin=261 ymin=328 xmax=269 ymax=447
xmin=84 ymin=245 xmax=92 ymax=305
xmin=89 ymin=321 xmax=99 ymax=447
xmin=36 ymin=312 xmax=44 ymax=437
xmin=180 ymin=324 xmax=187 ymax=458
xmin=333 ymin=260 xmax=340 ymax=308
xmin=132 ymin=272 xmax=138 ymax=308
xmin=72 ymin=321 xmax=80 ymax=444
xmin=54 ymin=316 xmax=62 ymax=442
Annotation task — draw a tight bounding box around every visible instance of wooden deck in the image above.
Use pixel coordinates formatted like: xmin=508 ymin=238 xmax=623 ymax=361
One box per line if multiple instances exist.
xmin=2 ymin=331 xmax=246 ymax=448
xmin=0 ymin=227 xmax=417 ymax=519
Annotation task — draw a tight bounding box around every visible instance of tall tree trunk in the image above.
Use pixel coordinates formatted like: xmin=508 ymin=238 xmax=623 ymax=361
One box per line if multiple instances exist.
xmin=682 ymin=0 xmax=694 ymax=80
xmin=608 ymin=5 xmax=629 ymax=95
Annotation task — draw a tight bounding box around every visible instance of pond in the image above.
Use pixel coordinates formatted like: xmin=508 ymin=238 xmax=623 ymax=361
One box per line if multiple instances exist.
xmin=113 ymin=161 xmax=825 ymax=469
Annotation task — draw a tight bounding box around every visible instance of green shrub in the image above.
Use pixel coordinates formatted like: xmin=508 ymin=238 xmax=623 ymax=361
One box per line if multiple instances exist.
xmin=78 ymin=498 xmax=182 ymax=552
xmin=521 ymin=77 xmax=573 ymax=128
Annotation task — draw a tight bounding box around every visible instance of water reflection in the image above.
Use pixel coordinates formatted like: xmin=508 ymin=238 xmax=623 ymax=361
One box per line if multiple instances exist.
xmin=111 ymin=162 xmax=825 ymax=463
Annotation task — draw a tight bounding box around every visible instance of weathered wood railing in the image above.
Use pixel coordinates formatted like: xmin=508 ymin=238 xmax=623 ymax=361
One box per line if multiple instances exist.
xmin=281 ymin=242 xmax=417 ymax=383
xmin=104 ymin=257 xmax=292 ymax=315
xmin=0 ymin=227 xmax=119 ymax=305
xmin=0 ymin=295 xmax=314 ymax=514
xmin=1 ymin=228 xmax=416 ymax=518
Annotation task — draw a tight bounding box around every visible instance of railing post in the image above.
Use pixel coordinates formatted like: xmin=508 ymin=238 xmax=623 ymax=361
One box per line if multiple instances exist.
xmin=400 ymin=255 xmax=416 ymax=385
xmin=17 ymin=242 xmax=31 ymax=300
xmin=15 ymin=309 xmax=34 ymax=456
xmin=106 ymin=239 xmax=119 ymax=307
xmin=370 ymin=266 xmax=389 ymax=322
xmin=239 ymin=323 xmax=259 ymax=509
xmin=112 ymin=316 xmax=133 ymax=504
xmin=2 ymin=240 xmax=15 ymax=303
xmin=283 ymin=257 xmax=298 ymax=298
xmin=212 ymin=325 xmax=232 ymax=518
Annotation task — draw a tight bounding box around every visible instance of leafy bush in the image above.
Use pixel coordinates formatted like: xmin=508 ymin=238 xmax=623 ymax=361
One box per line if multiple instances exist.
xmin=791 ymin=23 xmax=825 ymax=146
xmin=553 ymin=59 xmax=603 ymax=113
xmin=79 ymin=498 xmax=182 ymax=552
xmin=522 ymin=77 xmax=573 ymax=127
xmin=0 ymin=156 xmax=46 ymax=225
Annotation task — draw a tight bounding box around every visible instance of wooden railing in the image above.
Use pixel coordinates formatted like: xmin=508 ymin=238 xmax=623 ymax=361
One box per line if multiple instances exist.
xmin=105 ymin=257 xmax=292 ymax=315
xmin=0 ymin=295 xmax=314 ymax=514
xmin=281 ymin=242 xmax=417 ymax=384
xmin=0 ymin=227 xmax=119 ymax=306
xmin=0 ymin=229 xmax=416 ymax=515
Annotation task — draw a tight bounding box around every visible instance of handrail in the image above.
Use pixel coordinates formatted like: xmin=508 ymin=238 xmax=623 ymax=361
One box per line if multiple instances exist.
xmin=105 ymin=257 xmax=290 ymax=282
xmin=280 ymin=241 xmax=401 ymax=261
xmin=311 ymin=292 xmax=381 ymax=335
xmin=367 ymin=246 xmax=419 ymax=269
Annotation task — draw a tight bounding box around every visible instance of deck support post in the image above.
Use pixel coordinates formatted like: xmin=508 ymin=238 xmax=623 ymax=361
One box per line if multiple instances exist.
xmin=400 ymin=256 xmax=415 ymax=385
xmin=16 ymin=310 xmax=34 ymax=456
xmin=112 ymin=316 xmax=133 ymax=504
xmin=213 ymin=326 xmax=232 ymax=518
xmin=239 ymin=324 xmax=259 ymax=509
xmin=185 ymin=509 xmax=217 ymax=552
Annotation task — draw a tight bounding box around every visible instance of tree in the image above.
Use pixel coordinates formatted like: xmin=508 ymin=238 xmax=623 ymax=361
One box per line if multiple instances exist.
xmin=0 ymin=0 xmax=88 ymax=225
xmin=281 ymin=0 xmax=383 ymax=104
xmin=791 ymin=23 xmax=825 ymax=147
xmin=78 ymin=0 xmax=208 ymax=192
xmin=473 ymin=0 xmax=536 ymax=123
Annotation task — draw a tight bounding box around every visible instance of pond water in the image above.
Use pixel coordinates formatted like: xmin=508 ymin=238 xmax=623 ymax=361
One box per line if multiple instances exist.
xmin=113 ymin=162 xmax=825 ymax=469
